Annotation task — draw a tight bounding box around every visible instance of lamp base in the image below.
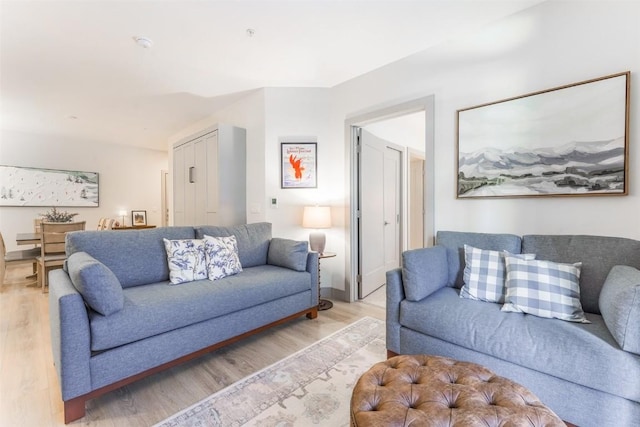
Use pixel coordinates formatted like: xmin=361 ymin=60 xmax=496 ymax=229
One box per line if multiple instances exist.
xmin=309 ymin=231 xmax=326 ymax=253
xmin=318 ymin=299 xmax=333 ymax=311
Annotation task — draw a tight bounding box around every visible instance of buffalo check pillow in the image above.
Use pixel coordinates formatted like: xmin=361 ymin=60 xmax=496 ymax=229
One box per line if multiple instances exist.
xmin=460 ymin=245 xmax=535 ymax=303
xmin=502 ymin=256 xmax=589 ymax=323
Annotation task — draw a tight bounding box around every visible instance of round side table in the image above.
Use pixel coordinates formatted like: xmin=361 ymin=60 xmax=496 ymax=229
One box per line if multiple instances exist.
xmin=318 ymin=252 xmax=336 ymax=310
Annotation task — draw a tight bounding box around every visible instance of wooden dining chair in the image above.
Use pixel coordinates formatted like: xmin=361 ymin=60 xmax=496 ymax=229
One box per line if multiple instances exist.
xmin=36 ymin=221 xmax=86 ymax=292
xmin=0 ymin=231 xmax=40 ymax=286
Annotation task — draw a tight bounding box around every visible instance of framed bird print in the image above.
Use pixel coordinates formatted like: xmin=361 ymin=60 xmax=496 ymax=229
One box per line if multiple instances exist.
xmin=281 ymin=142 xmax=317 ymax=188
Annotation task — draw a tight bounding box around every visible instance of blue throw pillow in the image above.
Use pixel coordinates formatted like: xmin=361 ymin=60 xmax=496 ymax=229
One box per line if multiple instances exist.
xmin=502 ymin=256 xmax=589 ymax=323
xmin=599 ymin=265 xmax=640 ymax=355
xmin=460 ymin=245 xmax=535 ymax=303
xmin=402 ymin=246 xmax=449 ymax=301
xmin=67 ymin=251 xmax=124 ymax=316
xmin=267 ymin=238 xmax=308 ymax=272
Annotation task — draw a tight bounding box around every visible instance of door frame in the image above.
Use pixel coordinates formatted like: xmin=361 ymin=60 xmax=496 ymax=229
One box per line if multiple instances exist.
xmin=344 ymin=95 xmax=435 ymax=302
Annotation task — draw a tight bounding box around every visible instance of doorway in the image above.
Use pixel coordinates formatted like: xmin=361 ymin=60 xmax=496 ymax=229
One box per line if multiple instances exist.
xmin=346 ymin=95 xmax=435 ymax=303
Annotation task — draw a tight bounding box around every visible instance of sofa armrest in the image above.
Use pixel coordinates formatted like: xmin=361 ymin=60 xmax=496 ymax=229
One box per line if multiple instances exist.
xmin=49 ymin=269 xmax=93 ymax=401
xmin=306 ymin=251 xmax=319 ymax=306
xmin=386 ymin=268 xmax=404 ymax=354
xmin=599 ymin=265 xmax=640 ymax=355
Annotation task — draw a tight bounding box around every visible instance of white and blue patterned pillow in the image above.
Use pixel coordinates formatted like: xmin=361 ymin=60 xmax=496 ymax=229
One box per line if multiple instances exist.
xmin=460 ymin=245 xmax=535 ymax=303
xmin=163 ymin=238 xmax=207 ymax=285
xmin=204 ymin=235 xmax=242 ymax=281
xmin=502 ymin=256 xmax=589 ymax=323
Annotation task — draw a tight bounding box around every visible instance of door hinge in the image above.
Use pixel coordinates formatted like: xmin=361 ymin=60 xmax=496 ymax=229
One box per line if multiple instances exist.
xmin=356 ymin=275 xmax=362 ymax=284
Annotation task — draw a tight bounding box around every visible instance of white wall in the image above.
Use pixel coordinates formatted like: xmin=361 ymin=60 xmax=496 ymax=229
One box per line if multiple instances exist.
xmin=167 ymin=1 xmax=640 ymax=298
xmin=0 ymin=130 xmax=167 ymax=251
xmin=332 ymin=0 xmax=639 ymax=241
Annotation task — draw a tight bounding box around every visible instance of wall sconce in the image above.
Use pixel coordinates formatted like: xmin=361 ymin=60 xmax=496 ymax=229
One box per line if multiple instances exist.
xmin=302 ymin=206 xmax=332 ymax=253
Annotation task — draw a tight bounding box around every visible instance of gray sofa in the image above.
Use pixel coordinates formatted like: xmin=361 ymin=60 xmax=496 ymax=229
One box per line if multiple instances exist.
xmin=386 ymin=231 xmax=640 ymax=427
xmin=48 ymin=222 xmax=318 ymax=423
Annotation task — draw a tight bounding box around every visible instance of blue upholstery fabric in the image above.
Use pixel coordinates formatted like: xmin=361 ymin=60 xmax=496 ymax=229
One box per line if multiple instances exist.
xmin=88 ymin=291 xmax=313 ymax=391
xmin=267 ymin=238 xmax=308 ymax=272
xmin=522 ymin=234 xmax=640 ymax=314
xmin=599 ymin=265 xmax=640 ymax=355
xmin=436 ymin=231 xmax=522 ymax=288
xmin=401 ymin=246 xmax=448 ymax=301
xmin=89 ymin=265 xmax=311 ymax=351
xmin=195 ymin=222 xmax=271 ymax=268
xmin=48 ymin=269 xmax=92 ymax=401
xmin=66 ymin=227 xmax=196 ymax=288
xmin=67 ymin=252 xmax=124 ymax=316
xmin=400 ymin=286 xmax=640 ymax=404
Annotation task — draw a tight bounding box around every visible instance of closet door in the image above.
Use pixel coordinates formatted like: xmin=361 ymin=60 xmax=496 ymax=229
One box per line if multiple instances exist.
xmin=204 ymin=131 xmax=219 ymax=224
xmin=183 ymin=141 xmax=196 ymax=225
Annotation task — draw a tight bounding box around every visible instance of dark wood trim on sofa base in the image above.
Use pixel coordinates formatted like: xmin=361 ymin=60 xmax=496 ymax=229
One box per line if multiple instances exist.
xmin=63 ymin=306 xmax=318 ymax=424
xmin=387 ymin=349 xmax=399 ymax=359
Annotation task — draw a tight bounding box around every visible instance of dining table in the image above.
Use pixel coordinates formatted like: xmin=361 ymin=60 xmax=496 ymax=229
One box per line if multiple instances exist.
xmin=16 ymin=232 xmax=41 ymax=246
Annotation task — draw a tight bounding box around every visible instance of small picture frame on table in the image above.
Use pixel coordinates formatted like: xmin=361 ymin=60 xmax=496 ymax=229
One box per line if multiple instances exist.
xmin=131 ymin=210 xmax=147 ymax=226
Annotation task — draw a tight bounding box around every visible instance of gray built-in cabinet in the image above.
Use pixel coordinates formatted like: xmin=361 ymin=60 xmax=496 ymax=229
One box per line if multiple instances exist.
xmin=172 ymin=124 xmax=246 ymax=226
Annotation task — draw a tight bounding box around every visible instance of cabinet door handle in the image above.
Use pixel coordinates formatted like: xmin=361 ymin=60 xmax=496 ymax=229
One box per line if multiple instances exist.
xmin=189 ymin=167 xmax=195 ymax=183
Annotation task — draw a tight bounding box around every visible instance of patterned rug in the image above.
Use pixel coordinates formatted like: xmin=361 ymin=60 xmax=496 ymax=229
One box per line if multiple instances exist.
xmin=154 ymin=316 xmax=385 ymax=427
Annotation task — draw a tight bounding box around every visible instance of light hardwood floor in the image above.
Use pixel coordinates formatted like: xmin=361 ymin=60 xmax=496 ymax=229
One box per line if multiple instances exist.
xmin=0 ymin=264 xmax=385 ymax=426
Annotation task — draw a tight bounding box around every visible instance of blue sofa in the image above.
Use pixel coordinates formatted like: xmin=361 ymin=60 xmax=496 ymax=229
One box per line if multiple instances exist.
xmin=386 ymin=231 xmax=640 ymax=427
xmin=48 ymin=222 xmax=318 ymax=423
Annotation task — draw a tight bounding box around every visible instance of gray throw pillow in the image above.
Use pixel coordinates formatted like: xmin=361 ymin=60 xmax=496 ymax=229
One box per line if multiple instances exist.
xmin=267 ymin=238 xmax=308 ymax=272
xmin=67 ymin=251 xmax=124 ymax=316
xmin=599 ymin=265 xmax=640 ymax=355
xmin=402 ymin=246 xmax=449 ymax=301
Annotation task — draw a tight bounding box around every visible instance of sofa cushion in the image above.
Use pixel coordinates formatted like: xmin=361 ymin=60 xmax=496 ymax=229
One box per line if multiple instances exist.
xmin=599 ymin=265 xmax=640 ymax=355
xmin=267 ymin=238 xmax=308 ymax=272
xmin=460 ymin=245 xmax=535 ymax=303
xmin=88 ymin=265 xmax=311 ymax=351
xmin=67 ymin=251 xmax=124 ymax=316
xmin=203 ymin=235 xmax=242 ymax=280
xmin=402 ymin=246 xmax=449 ymax=301
xmin=195 ymin=223 xmax=271 ymax=268
xmin=163 ymin=238 xmax=207 ymax=284
xmin=502 ymin=256 xmax=588 ymax=323
xmin=436 ymin=231 xmax=522 ymax=288
xmin=400 ymin=287 xmax=640 ymax=403
xmin=522 ymin=235 xmax=640 ymax=314
xmin=66 ymin=227 xmax=196 ymax=288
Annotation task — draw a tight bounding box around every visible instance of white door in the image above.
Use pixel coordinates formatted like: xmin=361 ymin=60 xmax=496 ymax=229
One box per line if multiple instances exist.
xmin=359 ymin=129 xmax=402 ymax=298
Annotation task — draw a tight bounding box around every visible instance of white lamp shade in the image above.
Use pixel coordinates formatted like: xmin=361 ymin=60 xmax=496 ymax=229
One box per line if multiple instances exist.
xmin=302 ymin=206 xmax=332 ymax=229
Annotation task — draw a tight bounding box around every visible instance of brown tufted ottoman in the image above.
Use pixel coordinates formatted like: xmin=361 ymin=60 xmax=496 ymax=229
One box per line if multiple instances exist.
xmin=351 ymin=355 xmax=567 ymax=427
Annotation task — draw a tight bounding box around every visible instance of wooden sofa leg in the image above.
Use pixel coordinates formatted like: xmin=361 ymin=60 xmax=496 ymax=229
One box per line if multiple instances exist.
xmin=64 ymin=397 xmax=86 ymax=424
xmin=306 ymin=307 xmax=318 ymax=319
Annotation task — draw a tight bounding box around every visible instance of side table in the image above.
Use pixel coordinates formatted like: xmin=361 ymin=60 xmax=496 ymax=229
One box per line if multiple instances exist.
xmin=318 ymin=252 xmax=336 ymax=311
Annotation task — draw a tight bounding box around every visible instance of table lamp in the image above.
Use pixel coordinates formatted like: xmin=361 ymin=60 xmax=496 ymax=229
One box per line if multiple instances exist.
xmin=119 ymin=210 xmax=127 ymax=227
xmin=302 ymin=206 xmax=332 ymax=253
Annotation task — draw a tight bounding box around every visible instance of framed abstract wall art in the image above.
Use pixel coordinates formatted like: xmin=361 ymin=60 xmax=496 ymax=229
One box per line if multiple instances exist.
xmin=281 ymin=142 xmax=317 ymax=188
xmin=457 ymin=71 xmax=630 ymax=198
xmin=0 ymin=165 xmax=99 ymax=207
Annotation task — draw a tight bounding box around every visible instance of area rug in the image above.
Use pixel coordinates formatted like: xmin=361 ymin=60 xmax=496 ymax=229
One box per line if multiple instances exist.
xmin=155 ymin=316 xmax=385 ymax=427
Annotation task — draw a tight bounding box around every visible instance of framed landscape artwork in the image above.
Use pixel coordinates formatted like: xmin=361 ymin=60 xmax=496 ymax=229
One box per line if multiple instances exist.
xmin=0 ymin=165 xmax=99 ymax=207
xmin=281 ymin=142 xmax=317 ymax=188
xmin=457 ymin=71 xmax=630 ymax=198
xmin=132 ymin=210 xmax=147 ymax=226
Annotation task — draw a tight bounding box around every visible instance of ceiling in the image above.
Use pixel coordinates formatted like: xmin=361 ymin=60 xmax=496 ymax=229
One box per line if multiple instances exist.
xmin=0 ymin=0 xmax=544 ymax=151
